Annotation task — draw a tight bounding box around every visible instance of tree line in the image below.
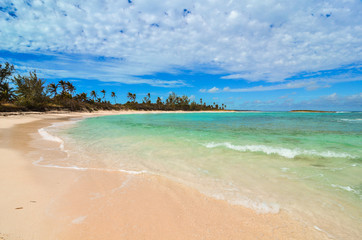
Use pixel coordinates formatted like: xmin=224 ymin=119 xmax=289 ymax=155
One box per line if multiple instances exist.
xmin=0 ymin=62 xmax=226 ymax=112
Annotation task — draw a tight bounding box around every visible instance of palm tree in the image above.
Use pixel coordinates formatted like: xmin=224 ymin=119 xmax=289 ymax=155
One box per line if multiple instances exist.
xmin=90 ymin=90 xmax=97 ymax=101
xmin=200 ymin=98 xmax=203 ymax=105
xmin=127 ymin=92 xmax=136 ymax=102
xmin=111 ymin=92 xmax=117 ymax=104
xmin=58 ymin=80 xmax=67 ymax=94
xmin=146 ymin=93 xmax=151 ymax=104
xmin=174 ymin=96 xmax=180 ymax=105
xmin=181 ymin=95 xmax=190 ymax=105
xmin=47 ymin=83 xmax=58 ymax=98
xmin=127 ymin=92 xmax=133 ymax=102
xmin=101 ymin=89 xmax=106 ymax=100
xmin=167 ymin=92 xmax=177 ymax=105
xmin=78 ymin=92 xmax=88 ymax=102
xmin=66 ymin=81 xmax=76 ymax=96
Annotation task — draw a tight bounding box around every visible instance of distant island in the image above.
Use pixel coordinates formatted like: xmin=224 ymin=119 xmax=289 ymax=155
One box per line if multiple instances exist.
xmin=290 ymin=110 xmax=336 ymax=113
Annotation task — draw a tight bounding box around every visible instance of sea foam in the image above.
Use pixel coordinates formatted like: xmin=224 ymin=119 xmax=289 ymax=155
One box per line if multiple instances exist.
xmin=331 ymin=184 xmax=360 ymax=195
xmin=33 ymin=157 xmax=147 ymax=175
xmin=339 ymin=118 xmax=362 ymax=122
xmin=204 ymin=142 xmax=355 ymax=159
xmin=38 ymin=119 xmax=81 ymax=151
xmin=36 ymin=119 xmax=148 ymax=175
xmin=38 ymin=127 xmax=65 ymax=150
xmin=211 ymin=193 xmax=280 ymax=214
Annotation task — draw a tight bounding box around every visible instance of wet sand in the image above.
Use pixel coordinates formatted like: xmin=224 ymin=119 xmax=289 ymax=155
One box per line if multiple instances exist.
xmin=0 ymin=111 xmax=329 ymax=239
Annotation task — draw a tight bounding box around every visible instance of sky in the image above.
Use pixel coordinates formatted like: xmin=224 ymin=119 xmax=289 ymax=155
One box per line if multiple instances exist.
xmin=1 ymin=0 xmax=361 ymax=110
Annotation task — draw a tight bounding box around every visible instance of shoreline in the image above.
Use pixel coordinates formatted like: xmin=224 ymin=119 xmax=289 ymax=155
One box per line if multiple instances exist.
xmin=2 ymin=109 xmax=357 ymax=118
xmin=0 ymin=109 xmax=237 ymax=117
xmin=0 ymin=110 xmax=329 ymax=239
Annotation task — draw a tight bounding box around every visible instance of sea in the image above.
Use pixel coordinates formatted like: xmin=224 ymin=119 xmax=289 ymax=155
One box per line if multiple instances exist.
xmin=36 ymin=112 xmax=362 ymax=239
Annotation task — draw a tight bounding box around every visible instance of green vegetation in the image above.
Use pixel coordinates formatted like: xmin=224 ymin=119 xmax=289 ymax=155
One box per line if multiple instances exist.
xmin=0 ymin=62 xmax=226 ymax=112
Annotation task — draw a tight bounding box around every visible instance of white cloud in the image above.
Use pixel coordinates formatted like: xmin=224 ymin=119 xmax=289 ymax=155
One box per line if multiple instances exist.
xmin=326 ymin=93 xmax=337 ymax=100
xmin=202 ymin=75 xmax=361 ymax=93
xmin=1 ymin=0 xmax=361 ymax=84
xmin=145 ymin=79 xmax=188 ymax=88
xmin=7 ymin=56 xmax=189 ymax=87
xmin=221 ymin=74 xmax=246 ymax=80
xmin=208 ymin=87 xmax=220 ymax=93
xmin=295 ymin=92 xmax=362 ymax=110
xmin=240 ymin=92 xmax=362 ymax=110
xmin=200 ymin=87 xmax=220 ymax=93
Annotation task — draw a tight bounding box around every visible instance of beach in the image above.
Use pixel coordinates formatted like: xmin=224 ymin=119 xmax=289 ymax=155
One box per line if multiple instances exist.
xmin=2 ymin=0 xmax=360 ymax=238
xmin=0 ymin=111 xmax=338 ymax=239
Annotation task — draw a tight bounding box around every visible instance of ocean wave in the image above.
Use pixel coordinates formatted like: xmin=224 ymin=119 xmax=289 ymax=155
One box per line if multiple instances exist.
xmin=36 ymin=119 xmax=148 ymax=175
xmin=331 ymin=184 xmax=360 ymax=195
xmin=37 ymin=119 xmax=81 ymax=151
xmin=211 ymin=193 xmax=280 ymax=214
xmin=339 ymin=118 xmax=362 ymax=122
xmin=33 ymin=157 xmax=147 ymax=175
xmin=204 ymin=142 xmax=355 ymax=159
xmin=38 ymin=128 xmax=65 ymax=151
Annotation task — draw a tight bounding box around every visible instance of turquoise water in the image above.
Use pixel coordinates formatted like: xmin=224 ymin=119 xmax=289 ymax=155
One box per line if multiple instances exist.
xmin=45 ymin=112 xmax=362 ymax=239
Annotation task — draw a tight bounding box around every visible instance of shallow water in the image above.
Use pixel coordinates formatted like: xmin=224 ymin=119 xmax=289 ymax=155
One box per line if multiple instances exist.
xmin=39 ymin=112 xmax=362 ymax=239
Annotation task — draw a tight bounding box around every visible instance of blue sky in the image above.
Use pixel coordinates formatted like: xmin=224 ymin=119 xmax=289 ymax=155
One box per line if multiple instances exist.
xmin=1 ymin=0 xmax=361 ymax=110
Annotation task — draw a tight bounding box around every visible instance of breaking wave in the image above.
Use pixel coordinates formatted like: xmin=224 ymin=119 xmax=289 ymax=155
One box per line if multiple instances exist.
xmin=38 ymin=127 xmax=65 ymax=151
xmin=339 ymin=118 xmax=362 ymax=122
xmin=204 ymin=142 xmax=355 ymax=159
xmin=36 ymin=120 xmax=147 ymax=175
xmin=331 ymin=184 xmax=361 ymax=197
xmin=37 ymin=119 xmax=81 ymax=151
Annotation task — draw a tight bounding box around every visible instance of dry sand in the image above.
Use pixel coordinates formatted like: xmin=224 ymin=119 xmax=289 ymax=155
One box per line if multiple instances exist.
xmin=0 ymin=111 xmax=329 ymax=240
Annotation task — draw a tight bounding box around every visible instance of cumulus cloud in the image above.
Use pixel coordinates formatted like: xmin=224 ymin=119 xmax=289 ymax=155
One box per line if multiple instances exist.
xmin=200 ymin=86 xmax=220 ymax=93
xmin=208 ymin=87 xmax=220 ymax=93
xmin=1 ymin=0 xmax=362 ymax=84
